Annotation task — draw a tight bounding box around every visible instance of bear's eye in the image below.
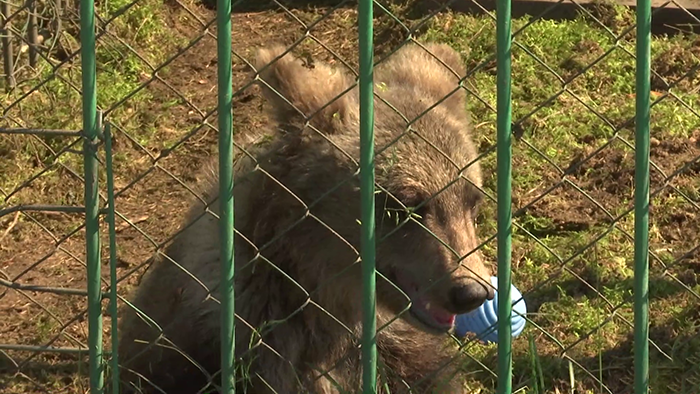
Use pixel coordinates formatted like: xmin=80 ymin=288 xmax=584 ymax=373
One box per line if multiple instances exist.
xmin=380 ymin=190 xmax=428 ymax=226
xmin=463 ymin=186 xmax=483 ymax=224
xmin=465 ymin=187 xmax=484 ymax=210
xmin=407 ymin=203 xmax=428 ymax=221
xmin=387 ymin=203 xmax=426 ymax=225
xmin=398 ymin=191 xmax=428 ymax=223
xmin=471 ymin=205 xmax=480 ymax=224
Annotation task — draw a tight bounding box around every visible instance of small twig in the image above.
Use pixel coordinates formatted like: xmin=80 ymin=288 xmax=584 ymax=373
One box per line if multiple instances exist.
xmin=116 ymin=215 xmax=149 ymax=232
xmin=0 ymin=211 xmax=21 ymax=242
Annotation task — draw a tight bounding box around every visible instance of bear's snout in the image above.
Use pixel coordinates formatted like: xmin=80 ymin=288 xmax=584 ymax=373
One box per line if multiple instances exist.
xmin=448 ymin=280 xmax=494 ymax=314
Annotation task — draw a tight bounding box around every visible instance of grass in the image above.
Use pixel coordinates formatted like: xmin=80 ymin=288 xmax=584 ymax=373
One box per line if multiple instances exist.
xmin=1 ymin=0 xmax=195 ymax=392
xmin=1 ymin=0 xmax=699 ymax=393
xmin=418 ymin=3 xmax=699 ymax=392
xmin=0 ymin=0 xmax=186 ymax=193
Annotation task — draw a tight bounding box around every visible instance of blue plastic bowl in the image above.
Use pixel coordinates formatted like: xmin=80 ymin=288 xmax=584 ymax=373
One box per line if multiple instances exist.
xmin=454 ymin=276 xmax=527 ymax=343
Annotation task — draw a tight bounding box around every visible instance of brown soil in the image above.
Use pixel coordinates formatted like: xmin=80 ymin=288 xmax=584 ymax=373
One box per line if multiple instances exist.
xmin=519 ymin=131 xmax=700 ymax=245
xmin=0 ymin=2 xmax=412 ymax=392
xmin=1 ymin=1 xmax=699 ymax=393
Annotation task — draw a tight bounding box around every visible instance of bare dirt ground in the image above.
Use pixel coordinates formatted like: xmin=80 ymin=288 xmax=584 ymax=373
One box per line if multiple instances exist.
xmin=1 ymin=0 xmax=699 ymax=393
xmin=0 ymin=2 xmax=377 ymax=392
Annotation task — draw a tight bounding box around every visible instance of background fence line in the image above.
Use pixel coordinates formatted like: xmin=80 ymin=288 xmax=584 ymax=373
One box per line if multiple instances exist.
xmin=1 ymin=0 xmax=699 ymax=392
xmin=214 ymin=0 xmax=235 ymax=390
xmin=1 ymin=0 xmax=16 ymax=89
xmin=495 ymin=0 xmax=514 ymax=390
xmin=358 ymin=0 xmax=378 ymax=393
xmin=104 ymin=121 xmax=121 ymax=394
xmin=633 ymin=0 xmax=652 ymax=391
xmin=77 ymin=0 xmax=103 ymax=389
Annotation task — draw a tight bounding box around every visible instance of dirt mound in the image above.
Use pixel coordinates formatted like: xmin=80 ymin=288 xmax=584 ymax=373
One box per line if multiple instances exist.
xmin=519 ymin=132 xmax=700 ymax=246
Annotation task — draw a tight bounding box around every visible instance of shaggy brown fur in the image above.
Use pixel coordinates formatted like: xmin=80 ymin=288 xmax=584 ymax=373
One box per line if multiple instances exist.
xmin=117 ymin=42 xmax=494 ymax=394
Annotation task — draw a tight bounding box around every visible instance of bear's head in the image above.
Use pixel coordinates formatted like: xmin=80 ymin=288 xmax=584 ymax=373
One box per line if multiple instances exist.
xmin=253 ymin=42 xmax=494 ymax=334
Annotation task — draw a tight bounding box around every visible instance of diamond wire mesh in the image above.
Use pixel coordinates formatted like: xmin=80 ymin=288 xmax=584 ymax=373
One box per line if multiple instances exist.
xmin=0 ymin=0 xmax=699 ymax=393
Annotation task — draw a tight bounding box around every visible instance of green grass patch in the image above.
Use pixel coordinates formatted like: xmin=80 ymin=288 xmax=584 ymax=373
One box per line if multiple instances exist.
xmin=0 ymin=0 xmax=698 ymax=393
xmin=422 ymin=3 xmax=700 ymax=393
xmin=0 ymin=0 xmax=188 ymax=217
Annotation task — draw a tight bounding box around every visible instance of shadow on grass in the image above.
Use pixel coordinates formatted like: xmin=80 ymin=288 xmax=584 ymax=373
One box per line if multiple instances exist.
xmin=0 ymin=355 xmax=89 ymax=392
xmin=525 ymin=274 xmax=696 ymax=314
xmin=459 ymin=287 xmax=700 ymax=393
xmin=220 ymin=0 xmax=700 ymax=36
xmin=458 ymin=319 xmax=699 ymax=393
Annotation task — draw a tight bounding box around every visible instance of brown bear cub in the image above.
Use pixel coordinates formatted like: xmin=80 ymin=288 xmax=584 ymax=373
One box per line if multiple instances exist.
xmin=117 ymin=42 xmax=494 ymax=394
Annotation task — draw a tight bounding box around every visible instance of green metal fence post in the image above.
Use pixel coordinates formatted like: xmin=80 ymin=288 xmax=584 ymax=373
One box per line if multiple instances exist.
xmin=358 ymin=0 xmax=377 ymax=393
xmin=216 ymin=0 xmax=235 ymax=391
xmin=496 ymin=0 xmax=513 ymax=391
xmin=105 ymin=122 xmax=120 ymax=394
xmin=634 ymin=0 xmax=651 ymax=391
xmin=79 ymin=0 xmax=103 ymax=388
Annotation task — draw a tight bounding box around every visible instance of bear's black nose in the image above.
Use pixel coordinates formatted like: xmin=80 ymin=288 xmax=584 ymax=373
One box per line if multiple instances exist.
xmin=449 ymin=281 xmax=492 ymax=314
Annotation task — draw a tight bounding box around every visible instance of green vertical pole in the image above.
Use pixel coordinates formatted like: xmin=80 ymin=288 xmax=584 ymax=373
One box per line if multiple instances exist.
xmin=79 ymin=0 xmax=103 ymax=390
xmin=104 ymin=122 xmax=120 ymax=394
xmin=216 ymin=0 xmax=235 ymax=391
xmin=496 ymin=0 xmax=513 ymax=390
xmin=634 ymin=0 xmax=651 ymax=390
xmin=358 ymin=0 xmax=376 ymax=393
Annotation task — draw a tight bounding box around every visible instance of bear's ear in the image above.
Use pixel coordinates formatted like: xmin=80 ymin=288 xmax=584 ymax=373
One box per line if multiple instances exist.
xmin=253 ymin=45 xmax=358 ymax=135
xmin=375 ymin=42 xmax=468 ymax=117
xmin=421 ymin=42 xmax=467 ymax=78
xmin=419 ymin=42 xmax=468 ymax=112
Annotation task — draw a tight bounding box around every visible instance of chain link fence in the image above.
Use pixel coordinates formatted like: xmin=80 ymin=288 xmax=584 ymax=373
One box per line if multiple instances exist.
xmin=1 ymin=0 xmax=699 ymax=393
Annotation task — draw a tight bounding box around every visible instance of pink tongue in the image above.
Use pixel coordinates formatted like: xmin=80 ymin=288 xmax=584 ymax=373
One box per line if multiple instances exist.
xmin=432 ymin=309 xmax=456 ymax=326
